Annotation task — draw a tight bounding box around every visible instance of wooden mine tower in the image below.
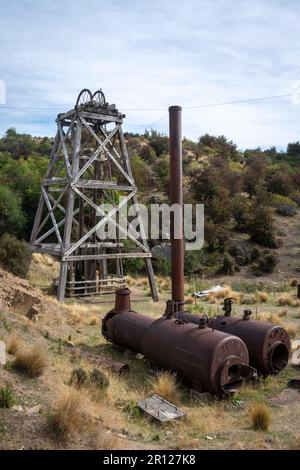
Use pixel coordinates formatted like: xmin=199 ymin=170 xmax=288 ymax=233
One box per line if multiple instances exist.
xmin=29 ymin=89 xmax=158 ymax=302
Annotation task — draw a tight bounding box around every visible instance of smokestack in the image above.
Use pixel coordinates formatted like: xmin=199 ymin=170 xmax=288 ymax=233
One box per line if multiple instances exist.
xmin=169 ymin=105 xmax=184 ymax=311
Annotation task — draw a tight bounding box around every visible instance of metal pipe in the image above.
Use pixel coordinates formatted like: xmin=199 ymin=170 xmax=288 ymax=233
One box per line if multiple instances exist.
xmin=169 ymin=106 xmax=184 ymax=310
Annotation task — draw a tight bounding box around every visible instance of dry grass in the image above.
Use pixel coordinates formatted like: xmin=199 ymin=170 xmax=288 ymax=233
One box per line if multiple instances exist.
xmin=14 ymin=346 xmax=47 ymax=378
xmin=256 ymin=292 xmax=269 ymax=303
xmin=240 ymin=294 xmax=257 ymax=305
xmin=278 ymin=293 xmax=296 ymax=307
xmin=151 ymin=371 xmax=178 ymax=402
xmin=50 ymin=386 xmax=95 ymax=440
xmin=185 ymin=295 xmax=194 ymax=305
xmin=278 ymin=308 xmax=288 ymax=317
xmin=7 ymin=334 xmax=23 ymax=355
xmin=268 ymin=313 xmax=284 ymax=326
xmin=285 ymin=323 xmax=298 ymax=338
xmin=88 ymin=316 xmax=98 ymax=326
xmin=249 ymin=403 xmax=270 ymax=431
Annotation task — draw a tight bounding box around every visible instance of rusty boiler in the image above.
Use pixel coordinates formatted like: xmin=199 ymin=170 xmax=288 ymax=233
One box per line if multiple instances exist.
xmin=179 ymin=298 xmax=291 ymax=376
xmin=103 ymin=289 xmax=256 ymax=396
xmin=102 ymin=105 xmax=257 ymax=396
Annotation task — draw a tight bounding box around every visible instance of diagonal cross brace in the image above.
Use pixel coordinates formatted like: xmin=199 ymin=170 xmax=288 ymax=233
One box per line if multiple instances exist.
xmin=72 ymin=187 xmax=149 ymax=253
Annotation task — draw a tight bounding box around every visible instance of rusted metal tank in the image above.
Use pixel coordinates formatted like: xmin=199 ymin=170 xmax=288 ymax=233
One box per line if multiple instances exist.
xmin=102 ymin=289 xmax=257 ymax=396
xmin=179 ymin=300 xmax=291 ymax=376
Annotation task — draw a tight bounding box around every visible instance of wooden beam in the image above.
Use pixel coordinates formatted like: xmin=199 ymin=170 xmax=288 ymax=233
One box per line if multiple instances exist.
xmin=64 ymin=189 xmax=136 ymax=257
xmin=74 ymin=123 xmax=119 ymax=182
xmin=73 ymin=180 xmax=135 ymax=191
xmin=63 ymin=252 xmax=152 ymax=262
xmin=41 ymin=187 xmax=64 ymax=249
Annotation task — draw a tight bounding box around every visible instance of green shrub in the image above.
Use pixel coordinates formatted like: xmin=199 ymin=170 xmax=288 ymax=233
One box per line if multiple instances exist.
xmin=253 ymin=253 xmax=278 ymax=275
xmin=219 ymin=254 xmax=236 ymax=275
xmin=0 ymin=384 xmax=16 ymax=408
xmin=0 ymin=186 xmax=26 ymax=237
xmin=89 ymin=369 xmax=109 ymax=391
xmin=272 ymin=194 xmax=297 ymax=216
xmin=0 ymin=234 xmax=31 ymax=278
xmin=69 ymin=368 xmax=88 ymax=388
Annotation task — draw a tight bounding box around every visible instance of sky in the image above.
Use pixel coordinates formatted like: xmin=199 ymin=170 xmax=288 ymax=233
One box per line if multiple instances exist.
xmin=0 ymin=0 xmax=300 ymax=149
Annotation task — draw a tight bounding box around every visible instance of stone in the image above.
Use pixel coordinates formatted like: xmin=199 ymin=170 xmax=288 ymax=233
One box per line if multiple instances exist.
xmin=291 ymin=349 xmax=300 ymax=367
xmin=11 ymin=404 xmax=23 ymax=412
xmin=26 ymin=305 xmax=40 ymax=322
xmin=269 ymin=388 xmax=300 ymax=406
xmin=26 ymin=405 xmax=41 ymax=415
xmin=0 ymin=340 xmax=6 ymax=365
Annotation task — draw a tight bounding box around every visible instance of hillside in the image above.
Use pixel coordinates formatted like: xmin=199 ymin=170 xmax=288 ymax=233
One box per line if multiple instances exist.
xmin=1 ymin=128 xmax=300 ymax=281
xmin=0 ymin=261 xmax=300 ymax=450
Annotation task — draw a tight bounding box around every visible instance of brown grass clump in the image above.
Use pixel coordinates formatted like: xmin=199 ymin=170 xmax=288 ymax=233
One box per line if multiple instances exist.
xmin=278 ymin=308 xmax=288 ymax=317
xmin=89 ymin=316 xmax=98 ymax=326
xmin=257 ymin=292 xmax=269 ymax=303
xmin=151 ymin=371 xmax=178 ymax=402
xmin=278 ymin=293 xmax=295 ymax=307
xmin=50 ymin=387 xmax=94 ymax=440
xmin=268 ymin=314 xmax=284 ymax=326
xmin=68 ymin=311 xmax=81 ymax=325
xmin=14 ymin=346 xmax=47 ymax=378
xmin=185 ymin=295 xmax=194 ymax=305
xmin=290 ymin=279 xmax=299 ymax=287
xmin=7 ymin=334 xmax=22 ymax=355
xmin=240 ymin=294 xmax=257 ymax=305
xmin=249 ymin=403 xmax=270 ymax=431
xmin=285 ymin=323 xmax=297 ymax=338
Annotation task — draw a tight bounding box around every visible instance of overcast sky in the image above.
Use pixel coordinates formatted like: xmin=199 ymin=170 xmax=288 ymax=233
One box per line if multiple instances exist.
xmin=0 ymin=0 xmax=300 ymax=149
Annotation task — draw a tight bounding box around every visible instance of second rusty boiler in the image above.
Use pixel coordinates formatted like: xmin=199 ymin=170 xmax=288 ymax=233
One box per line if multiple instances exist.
xmin=179 ymin=299 xmax=291 ymax=376
xmin=102 ymin=288 xmax=257 ymax=396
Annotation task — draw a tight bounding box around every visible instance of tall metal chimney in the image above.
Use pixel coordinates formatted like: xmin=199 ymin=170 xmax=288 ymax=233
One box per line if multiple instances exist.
xmin=169 ymin=106 xmax=184 ymax=312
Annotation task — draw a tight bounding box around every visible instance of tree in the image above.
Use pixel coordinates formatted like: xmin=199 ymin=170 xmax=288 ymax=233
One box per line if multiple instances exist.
xmin=244 ymin=154 xmax=267 ymax=197
xmin=267 ymin=165 xmax=293 ymax=196
xmin=198 ymin=134 xmax=240 ymax=161
xmin=0 ymin=186 xmax=26 ymax=236
xmin=248 ymin=202 xmax=276 ymax=248
xmin=0 ymin=128 xmax=36 ymax=158
xmin=145 ymin=130 xmax=169 ymax=157
xmin=0 ymin=234 xmax=31 ymax=278
xmin=287 ymin=141 xmax=300 ymax=157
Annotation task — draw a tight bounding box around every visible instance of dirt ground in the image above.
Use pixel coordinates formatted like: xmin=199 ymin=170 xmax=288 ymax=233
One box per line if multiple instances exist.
xmin=0 ymin=258 xmax=300 ymax=450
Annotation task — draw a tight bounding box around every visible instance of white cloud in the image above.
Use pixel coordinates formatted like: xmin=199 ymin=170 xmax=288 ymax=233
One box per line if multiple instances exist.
xmin=0 ymin=0 xmax=300 ymax=148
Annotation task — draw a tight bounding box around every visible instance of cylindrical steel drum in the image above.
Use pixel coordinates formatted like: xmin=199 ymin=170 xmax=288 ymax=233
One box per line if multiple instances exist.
xmin=102 ymin=296 xmax=256 ymax=396
xmin=179 ymin=311 xmax=291 ymax=376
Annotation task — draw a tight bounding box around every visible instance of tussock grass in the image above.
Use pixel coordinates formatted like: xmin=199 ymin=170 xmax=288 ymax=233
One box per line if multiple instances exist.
xmin=7 ymin=334 xmax=23 ymax=355
xmin=14 ymin=346 xmax=47 ymax=378
xmin=151 ymin=371 xmax=178 ymax=402
xmin=278 ymin=308 xmax=288 ymax=317
xmin=249 ymin=403 xmax=270 ymax=431
xmin=256 ymin=291 xmax=269 ymax=303
xmin=278 ymin=293 xmax=296 ymax=307
xmin=285 ymin=323 xmax=297 ymax=338
xmin=50 ymin=386 xmax=94 ymax=440
xmin=290 ymin=278 xmax=299 ymax=287
xmin=185 ymin=295 xmax=194 ymax=305
xmin=88 ymin=316 xmax=98 ymax=326
xmin=240 ymin=294 xmax=257 ymax=305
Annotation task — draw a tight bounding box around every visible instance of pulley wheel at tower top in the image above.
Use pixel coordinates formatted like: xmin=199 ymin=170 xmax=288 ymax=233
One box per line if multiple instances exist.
xmin=76 ymin=89 xmax=93 ymax=107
